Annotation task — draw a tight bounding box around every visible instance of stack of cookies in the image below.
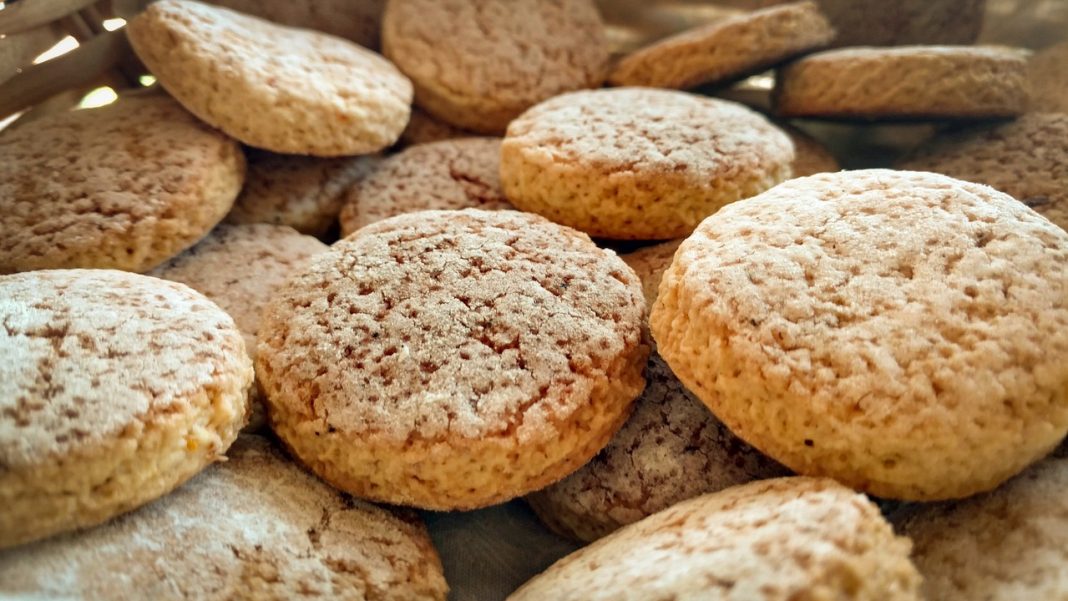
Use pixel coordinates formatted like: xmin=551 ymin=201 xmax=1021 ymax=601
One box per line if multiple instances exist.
xmin=0 ymin=0 xmax=1065 ymax=599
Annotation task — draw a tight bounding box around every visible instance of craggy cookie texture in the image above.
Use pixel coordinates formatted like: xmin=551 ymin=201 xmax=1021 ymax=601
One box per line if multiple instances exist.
xmin=1029 ymin=42 xmax=1068 ymax=112
xmin=127 ymin=0 xmax=413 ymax=156
xmin=511 ymin=478 xmax=921 ymax=601
xmin=0 ymin=270 xmax=251 ymax=548
xmin=0 ymin=436 xmax=448 ymax=600
xmin=257 ymin=210 xmax=648 ymax=510
xmin=501 ymin=88 xmax=793 ymax=240
xmin=204 ymin=0 xmax=386 ymax=49
xmin=339 ymin=138 xmax=512 ymax=236
xmin=382 ymin=0 xmax=609 ymax=134
xmin=651 ymin=170 xmax=1068 ymax=501
xmin=0 ymin=95 xmax=243 ymax=274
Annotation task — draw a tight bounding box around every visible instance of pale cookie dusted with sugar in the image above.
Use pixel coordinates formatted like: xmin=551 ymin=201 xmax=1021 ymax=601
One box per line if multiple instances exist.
xmin=0 ymin=95 xmax=243 ymax=274
xmin=127 ymin=0 xmax=413 ymax=156
xmin=501 ymin=88 xmax=793 ymax=240
xmin=204 ymin=0 xmax=385 ymax=49
xmin=608 ymin=1 xmax=835 ymax=90
xmin=382 ymin=0 xmax=609 ymax=134
xmin=1029 ymin=42 xmax=1068 ymax=112
xmin=338 ymin=137 xmax=512 ymax=236
xmin=651 ymin=170 xmax=1068 ymax=501
xmin=0 ymin=270 xmax=252 ymax=549
xmin=0 ymin=435 xmax=448 ymax=600
xmin=511 ymin=478 xmax=921 ymax=601
xmin=775 ymin=46 xmax=1030 ymax=120
xmin=257 ymin=209 xmax=648 ymax=510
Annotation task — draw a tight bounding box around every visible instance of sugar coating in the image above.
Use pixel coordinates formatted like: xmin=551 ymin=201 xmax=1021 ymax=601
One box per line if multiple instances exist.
xmin=775 ymin=46 xmax=1031 ymax=119
xmin=511 ymin=478 xmax=921 ymax=601
xmin=609 ymin=1 xmax=835 ymax=90
xmin=127 ymin=0 xmax=413 ymax=156
xmin=257 ymin=209 xmax=649 ymax=509
xmin=226 ymin=150 xmax=378 ymax=236
xmin=501 ymin=88 xmax=794 ymax=240
xmin=0 ymin=270 xmax=252 ymax=548
xmin=338 ymin=138 xmax=512 ymax=236
xmin=382 ymin=0 xmax=609 ymax=134
xmin=0 ymin=435 xmax=448 ymax=600
xmin=651 ymin=169 xmax=1068 ymax=501
xmin=1029 ymin=42 xmax=1068 ymax=112
xmin=782 ymin=124 xmax=840 ymax=177
xmin=396 ymin=107 xmax=474 ymax=149
xmin=203 ymin=0 xmax=385 ymax=49
xmin=0 ymin=95 xmax=243 ymax=274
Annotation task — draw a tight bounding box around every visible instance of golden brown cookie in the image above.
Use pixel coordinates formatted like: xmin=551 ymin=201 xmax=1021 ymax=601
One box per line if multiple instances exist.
xmin=382 ymin=0 xmax=609 ymax=134
xmin=203 ymin=0 xmax=385 ymax=49
xmin=396 ymin=107 xmax=475 ymax=148
xmin=501 ymin=88 xmax=793 ymax=240
xmin=0 ymin=270 xmax=252 ymax=548
xmin=1029 ymin=41 xmax=1068 ymax=113
xmin=0 ymin=95 xmax=243 ymax=274
xmin=257 ymin=209 xmax=648 ymax=510
xmin=651 ymin=169 xmax=1068 ymax=501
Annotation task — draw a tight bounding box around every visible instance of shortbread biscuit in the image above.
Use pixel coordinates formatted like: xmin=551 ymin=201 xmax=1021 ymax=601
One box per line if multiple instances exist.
xmin=204 ymin=0 xmax=385 ymax=49
xmin=225 ymin=150 xmax=378 ymax=236
xmin=898 ymin=112 xmax=1068 ymax=232
xmin=900 ymin=455 xmax=1068 ymax=601
xmin=0 ymin=270 xmax=252 ymax=548
xmin=338 ymin=137 xmax=512 ymax=236
xmin=382 ymin=0 xmax=609 ymax=134
xmin=782 ymin=124 xmax=839 ymax=176
xmin=608 ymin=1 xmax=835 ymax=90
xmin=511 ymin=478 xmax=921 ymax=601
xmin=1029 ymin=42 xmax=1068 ymax=112
xmin=0 ymin=435 xmax=448 ymax=600
xmin=0 ymin=95 xmax=243 ymax=274
xmin=127 ymin=0 xmax=413 ymax=156
xmin=257 ymin=209 xmax=648 ymax=510
xmin=501 ymin=88 xmax=793 ymax=240
xmin=651 ymin=170 xmax=1068 ymax=501
xmin=775 ymin=46 xmax=1030 ymax=119
xmin=397 ymin=107 xmax=474 ymax=148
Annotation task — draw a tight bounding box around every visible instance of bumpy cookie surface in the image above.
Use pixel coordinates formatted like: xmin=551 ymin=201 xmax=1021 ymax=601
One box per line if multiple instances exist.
xmin=0 ymin=270 xmax=252 ymax=548
xmin=651 ymin=170 xmax=1068 ymax=501
xmin=501 ymin=88 xmax=793 ymax=240
xmin=339 ymin=137 xmax=511 ymax=235
xmin=609 ymin=1 xmax=834 ymax=90
xmin=1029 ymin=42 xmax=1068 ymax=112
xmin=0 ymin=95 xmax=243 ymax=274
xmin=511 ymin=478 xmax=921 ymax=601
xmin=775 ymin=46 xmax=1030 ymax=119
xmin=257 ymin=209 xmax=648 ymax=510
xmin=127 ymin=0 xmax=413 ymax=156
xmin=382 ymin=0 xmax=609 ymax=134
xmin=0 ymin=435 xmax=448 ymax=600
xmin=204 ymin=0 xmax=385 ymax=49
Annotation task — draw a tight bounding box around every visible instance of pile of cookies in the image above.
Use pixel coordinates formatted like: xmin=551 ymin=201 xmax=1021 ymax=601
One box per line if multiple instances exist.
xmin=1 ymin=0 xmax=1066 ymax=599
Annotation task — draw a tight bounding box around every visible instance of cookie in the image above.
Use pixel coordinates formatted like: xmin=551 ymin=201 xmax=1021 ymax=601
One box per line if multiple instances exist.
xmin=775 ymin=46 xmax=1030 ymax=120
xmin=0 ymin=435 xmax=448 ymax=600
xmin=127 ymin=0 xmax=413 ymax=156
xmin=782 ymin=124 xmax=839 ymax=176
xmin=501 ymin=88 xmax=794 ymax=240
xmin=899 ymin=455 xmax=1068 ymax=601
xmin=338 ymin=137 xmax=512 ymax=236
xmin=608 ymin=1 xmax=835 ymax=90
xmin=397 ymin=107 xmax=474 ymax=149
xmin=898 ymin=112 xmax=1068 ymax=233
xmin=0 ymin=270 xmax=252 ymax=548
xmin=511 ymin=478 xmax=921 ymax=601
xmin=204 ymin=0 xmax=385 ymax=49
xmin=225 ymin=149 xmax=378 ymax=237
xmin=1028 ymin=41 xmax=1068 ymax=113
xmin=382 ymin=0 xmax=609 ymax=134
xmin=0 ymin=95 xmax=243 ymax=274
xmin=257 ymin=209 xmax=648 ymax=510
xmin=651 ymin=170 xmax=1068 ymax=501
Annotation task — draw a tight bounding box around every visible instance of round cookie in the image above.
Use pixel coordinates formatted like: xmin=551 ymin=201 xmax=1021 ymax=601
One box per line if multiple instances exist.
xmin=225 ymin=150 xmax=378 ymax=237
xmin=127 ymin=0 xmax=413 ymax=156
xmin=0 ymin=435 xmax=448 ymax=600
xmin=0 ymin=95 xmax=243 ymax=274
xmin=256 ymin=209 xmax=649 ymax=510
xmin=338 ymin=137 xmax=512 ymax=236
xmin=1029 ymin=42 xmax=1068 ymax=112
xmin=511 ymin=478 xmax=921 ymax=601
xmin=899 ymin=455 xmax=1068 ymax=601
xmin=898 ymin=112 xmax=1068 ymax=233
xmin=782 ymin=124 xmax=839 ymax=177
xmin=204 ymin=0 xmax=385 ymax=49
xmin=396 ymin=107 xmax=475 ymax=149
xmin=501 ymin=88 xmax=793 ymax=240
xmin=650 ymin=169 xmax=1068 ymax=501
xmin=608 ymin=1 xmax=835 ymax=90
xmin=774 ymin=46 xmax=1031 ymax=120
xmin=382 ymin=0 xmax=609 ymax=134
xmin=0 ymin=270 xmax=252 ymax=549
